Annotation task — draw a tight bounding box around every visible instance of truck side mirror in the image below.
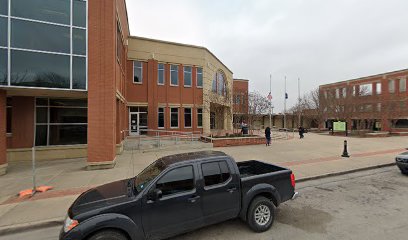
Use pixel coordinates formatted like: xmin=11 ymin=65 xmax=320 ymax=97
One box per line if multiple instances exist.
xmin=148 ymin=189 xmax=162 ymax=201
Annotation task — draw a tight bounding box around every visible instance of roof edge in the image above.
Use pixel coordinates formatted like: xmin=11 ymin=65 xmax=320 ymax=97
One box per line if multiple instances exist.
xmin=320 ymin=68 xmax=408 ymax=87
xmin=128 ymin=35 xmax=233 ymax=74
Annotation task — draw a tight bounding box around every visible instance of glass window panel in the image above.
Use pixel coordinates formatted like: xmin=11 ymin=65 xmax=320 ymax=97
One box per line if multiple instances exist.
xmin=138 ymin=107 xmax=148 ymax=112
xmin=197 ymin=108 xmax=203 ymax=127
xmin=0 ymin=0 xmax=7 ymax=15
xmin=0 ymin=17 xmax=7 ymax=47
xmin=399 ymin=78 xmax=406 ymax=92
xmin=11 ymin=0 xmax=70 ymax=25
xmin=171 ymin=108 xmax=178 ymax=128
xmin=73 ymin=28 xmax=86 ymax=55
xmin=170 ymin=65 xmax=178 ymax=85
xmin=158 ymin=108 xmax=164 ymax=128
xmin=73 ymin=57 xmax=86 ymax=89
xmin=158 ymin=63 xmax=164 ymax=84
xmin=36 ymin=98 xmax=48 ymax=106
xmin=49 ymin=99 xmax=87 ymax=107
xmin=11 ymin=19 xmax=70 ymax=53
xmin=11 ymin=50 xmax=70 ymax=88
xmin=35 ymin=125 xmax=47 ymax=146
xmin=0 ymin=49 xmax=6 ymax=85
xmin=219 ymin=161 xmax=231 ymax=182
xmin=184 ymin=108 xmax=192 ymax=127
xmin=73 ymin=0 xmax=86 ymax=28
xmin=50 ymin=108 xmax=87 ymax=123
xmin=139 ymin=112 xmax=148 ymax=126
xmin=197 ymin=67 xmax=203 ymax=87
xmin=184 ymin=66 xmax=191 ymax=86
xmin=49 ymin=125 xmax=87 ymax=145
xmin=36 ymin=107 xmax=48 ymax=123
xmin=202 ymin=162 xmax=222 ymax=186
xmin=156 ymin=166 xmax=194 ymax=196
xmin=6 ymin=107 xmax=11 ymax=133
xmin=133 ymin=61 xmax=142 ymax=83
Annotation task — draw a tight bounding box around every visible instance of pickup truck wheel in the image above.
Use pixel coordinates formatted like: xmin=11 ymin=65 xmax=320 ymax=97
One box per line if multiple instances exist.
xmin=247 ymin=196 xmax=275 ymax=232
xmin=88 ymin=230 xmax=128 ymax=240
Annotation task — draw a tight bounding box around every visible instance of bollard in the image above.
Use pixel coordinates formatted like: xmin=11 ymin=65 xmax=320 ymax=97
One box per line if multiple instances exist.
xmin=342 ymin=140 xmax=350 ymax=158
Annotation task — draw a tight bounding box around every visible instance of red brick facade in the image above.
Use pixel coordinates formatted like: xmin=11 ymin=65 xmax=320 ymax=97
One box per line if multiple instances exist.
xmin=233 ymin=79 xmax=249 ymax=114
xmin=320 ymin=69 xmax=408 ymax=132
xmin=0 ymin=90 xmax=6 ymax=173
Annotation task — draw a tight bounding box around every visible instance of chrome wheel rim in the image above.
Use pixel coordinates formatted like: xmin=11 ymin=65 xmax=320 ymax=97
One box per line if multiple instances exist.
xmin=254 ymin=204 xmax=271 ymax=226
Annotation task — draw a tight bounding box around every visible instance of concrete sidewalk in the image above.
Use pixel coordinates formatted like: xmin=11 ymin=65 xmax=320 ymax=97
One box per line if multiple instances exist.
xmin=0 ymin=133 xmax=406 ymax=235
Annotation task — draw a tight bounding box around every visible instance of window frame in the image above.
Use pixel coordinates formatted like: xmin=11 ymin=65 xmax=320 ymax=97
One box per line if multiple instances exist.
xmin=170 ymin=64 xmax=178 ymax=86
xmin=376 ymin=82 xmax=382 ymax=95
xmin=184 ymin=107 xmax=192 ymax=128
xmin=389 ymin=79 xmax=395 ymax=93
xmin=133 ymin=60 xmax=143 ymax=84
xmin=154 ymin=165 xmax=196 ymax=198
xmin=170 ymin=107 xmax=179 ymax=128
xmin=158 ymin=107 xmax=165 ymax=129
xmin=157 ymin=63 xmax=165 ymax=85
xmin=196 ymin=67 xmax=203 ymax=88
xmin=399 ymin=78 xmax=406 ymax=92
xmin=197 ymin=108 xmax=203 ymax=128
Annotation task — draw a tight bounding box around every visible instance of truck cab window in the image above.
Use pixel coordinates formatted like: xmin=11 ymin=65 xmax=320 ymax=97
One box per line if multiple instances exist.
xmin=156 ymin=166 xmax=194 ymax=196
xmin=202 ymin=161 xmax=231 ymax=186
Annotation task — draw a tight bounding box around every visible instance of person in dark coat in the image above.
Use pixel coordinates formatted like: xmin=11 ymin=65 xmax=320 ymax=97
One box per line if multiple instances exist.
xmin=265 ymin=127 xmax=271 ymax=146
xmin=298 ymin=126 xmax=305 ymax=139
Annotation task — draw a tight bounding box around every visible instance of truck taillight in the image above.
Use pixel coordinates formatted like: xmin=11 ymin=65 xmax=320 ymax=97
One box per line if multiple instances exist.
xmin=290 ymin=173 xmax=296 ymax=188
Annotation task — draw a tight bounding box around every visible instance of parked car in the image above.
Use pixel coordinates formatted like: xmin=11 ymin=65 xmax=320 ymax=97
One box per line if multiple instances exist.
xmin=60 ymin=151 xmax=298 ymax=240
xmin=396 ymin=151 xmax=408 ymax=175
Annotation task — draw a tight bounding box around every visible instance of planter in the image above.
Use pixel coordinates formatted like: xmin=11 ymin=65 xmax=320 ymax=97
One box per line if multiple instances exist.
xmin=201 ymin=136 xmax=266 ymax=147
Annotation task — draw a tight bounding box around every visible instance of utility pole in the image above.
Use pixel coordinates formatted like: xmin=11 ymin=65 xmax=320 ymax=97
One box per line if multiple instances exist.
xmin=298 ymin=77 xmax=301 ymax=126
xmin=284 ymin=76 xmax=287 ymax=129
xmin=269 ymin=74 xmax=272 ymax=129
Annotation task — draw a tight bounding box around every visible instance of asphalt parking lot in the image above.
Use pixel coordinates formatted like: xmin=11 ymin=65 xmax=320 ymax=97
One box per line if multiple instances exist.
xmin=1 ymin=166 xmax=407 ymax=240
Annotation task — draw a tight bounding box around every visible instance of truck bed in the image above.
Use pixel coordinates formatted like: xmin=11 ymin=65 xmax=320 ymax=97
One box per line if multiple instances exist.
xmin=238 ymin=160 xmax=287 ymax=178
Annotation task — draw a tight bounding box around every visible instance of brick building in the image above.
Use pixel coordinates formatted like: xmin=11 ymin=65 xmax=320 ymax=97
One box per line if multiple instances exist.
xmin=232 ymin=79 xmax=249 ymax=127
xmin=319 ymin=68 xmax=408 ymax=132
xmin=0 ymin=0 xmax=236 ymax=175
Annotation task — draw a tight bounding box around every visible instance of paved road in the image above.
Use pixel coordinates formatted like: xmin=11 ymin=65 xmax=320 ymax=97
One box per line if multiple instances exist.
xmin=1 ymin=166 xmax=407 ymax=240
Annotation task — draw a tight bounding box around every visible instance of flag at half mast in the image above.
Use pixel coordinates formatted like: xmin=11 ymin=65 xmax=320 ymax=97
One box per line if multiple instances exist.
xmin=267 ymin=92 xmax=272 ymax=101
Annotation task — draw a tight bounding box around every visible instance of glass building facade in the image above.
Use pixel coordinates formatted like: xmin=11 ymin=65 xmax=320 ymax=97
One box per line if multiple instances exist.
xmin=0 ymin=0 xmax=87 ymax=89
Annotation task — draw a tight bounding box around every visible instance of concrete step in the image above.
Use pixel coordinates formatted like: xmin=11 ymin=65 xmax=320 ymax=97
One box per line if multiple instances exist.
xmin=123 ymin=140 xmax=213 ymax=153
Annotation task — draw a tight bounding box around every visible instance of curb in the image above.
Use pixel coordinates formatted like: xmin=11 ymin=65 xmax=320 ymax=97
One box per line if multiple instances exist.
xmin=296 ymin=162 xmax=396 ymax=183
xmin=0 ymin=217 xmax=64 ymax=236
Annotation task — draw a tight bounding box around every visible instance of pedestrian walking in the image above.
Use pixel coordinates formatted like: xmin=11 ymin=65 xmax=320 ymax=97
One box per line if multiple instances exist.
xmin=265 ymin=127 xmax=271 ymax=146
xmin=298 ymin=126 xmax=304 ymax=139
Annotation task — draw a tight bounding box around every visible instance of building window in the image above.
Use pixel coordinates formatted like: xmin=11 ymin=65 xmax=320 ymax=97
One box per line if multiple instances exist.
xmin=158 ymin=63 xmax=165 ymax=85
xmin=342 ymin=88 xmax=347 ymax=98
xmin=35 ymin=98 xmax=87 ymax=146
xmin=376 ymin=82 xmax=381 ymax=95
xmin=158 ymin=107 xmax=164 ymax=128
xmin=197 ymin=108 xmax=203 ymax=128
xmin=170 ymin=108 xmax=179 ymax=128
xmin=170 ymin=65 xmax=178 ymax=86
xmin=183 ymin=66 xmax=192 ymax=87
xmin=399 ymin=78 xmax=406 ymax=92
xmin=389 ymin=80 xmax=395 ymax=93
xmin=360 ymin=84 xmax=372 ymax=96
xmin=184 ymin=108 xmax=192 ymax=128
xmin=377 ymin=103 xmax=381 ymax=112
xmin=6 ymin=98 xmax=12 ymax=134
xmin=73 ymin=0 xmax=86 ymax=28
xmin=335 ymin=88 xmax=340 ymax=98
xmin=133 ymin=61 xmax=143 ymax=83
xmin=352 ymin=86 xmax=356 ymax=96
xmin=0 ymin=49 xmax=6 ymax=86
xmin=197 ymin=67 xmax=203 ymax=87
xmin=11 ymin=0 xmax=70 ymax=25
xmin=116 ymin=22 xmax=123 ymax=64
xmin=212 ymin=70 xmax=227 ymax=95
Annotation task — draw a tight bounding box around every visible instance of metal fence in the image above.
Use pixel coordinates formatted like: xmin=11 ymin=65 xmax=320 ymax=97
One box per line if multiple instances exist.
xmin=122 ymin=129 xmax=203 ymax=151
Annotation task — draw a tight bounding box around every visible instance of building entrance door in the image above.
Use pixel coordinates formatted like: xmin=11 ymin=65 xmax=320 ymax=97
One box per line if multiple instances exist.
xmin=129 ymin=112 xmax=140 ymax=135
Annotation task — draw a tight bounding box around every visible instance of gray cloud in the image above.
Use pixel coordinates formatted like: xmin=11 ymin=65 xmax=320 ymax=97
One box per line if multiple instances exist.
xmin=126 ymin=0 xmax=408 ymax=112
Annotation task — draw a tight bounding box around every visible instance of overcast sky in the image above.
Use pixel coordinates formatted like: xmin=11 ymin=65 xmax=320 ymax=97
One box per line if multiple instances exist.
xmin=125 ymin=0 xmax=408 ymax=112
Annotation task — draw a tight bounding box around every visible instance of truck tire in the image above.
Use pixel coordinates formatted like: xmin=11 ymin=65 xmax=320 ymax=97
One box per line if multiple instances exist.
xmin=88 ymin=230 xmax=128 ymax=240
xmin=247 ymin=196 xmax=275 ymax=232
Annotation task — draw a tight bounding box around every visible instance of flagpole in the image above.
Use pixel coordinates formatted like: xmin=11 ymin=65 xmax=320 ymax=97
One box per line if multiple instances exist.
xmin=298 ymin=77 xmax=301 ymax=126
xmin=284 ymin=76 xmax=287 ymax=129
xmin=269 ymin=74 xmax=272 ymax=129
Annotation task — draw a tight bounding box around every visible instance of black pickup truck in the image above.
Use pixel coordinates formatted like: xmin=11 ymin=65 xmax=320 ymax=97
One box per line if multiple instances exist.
xmin=60 ymin=151 xmax=298 ymax=240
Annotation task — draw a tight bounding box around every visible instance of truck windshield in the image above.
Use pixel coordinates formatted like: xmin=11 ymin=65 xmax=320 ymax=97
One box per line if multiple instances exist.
xmin=134 ymin=160 xmax=166 ymax=193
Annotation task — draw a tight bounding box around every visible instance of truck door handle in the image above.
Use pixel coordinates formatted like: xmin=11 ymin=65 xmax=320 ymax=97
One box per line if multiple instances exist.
xmin=188 ymin=195 xmax=200 ymax=203
xmin=227 ymin=187 xmax=237 ymax=193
